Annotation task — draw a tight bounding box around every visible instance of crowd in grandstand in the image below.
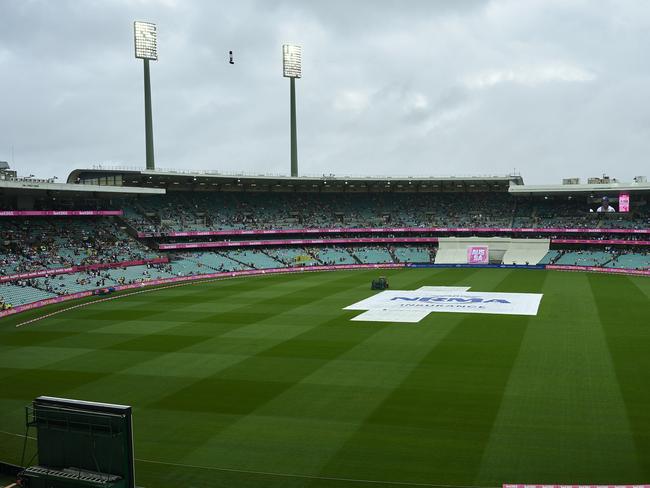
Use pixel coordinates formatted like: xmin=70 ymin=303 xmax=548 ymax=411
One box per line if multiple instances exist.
xmin=0 ymin=244 xmax=439 ymax=306
xmin=0 ymin=218 xmax=157 ymax=277
xmin=542 ymin=247 xmax=650 ymax=269
xmin=122 ymin=192 xmax=650 ymax=234
xmin=1 ymin=191 xmax=649 ymax=312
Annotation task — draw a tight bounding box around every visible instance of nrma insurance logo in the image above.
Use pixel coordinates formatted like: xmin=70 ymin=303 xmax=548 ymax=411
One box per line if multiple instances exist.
xmin=344 ymin=286 xmax=543 ymax=323
xmin=391 ymin=296 xmax=511 ymax=304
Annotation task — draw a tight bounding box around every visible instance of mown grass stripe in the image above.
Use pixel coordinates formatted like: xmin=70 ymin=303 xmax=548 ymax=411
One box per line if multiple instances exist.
xmin=588 ymin=273 xmax=650 ymax=479
xmin=1 ymin=269 xmax=648 ymax=488
xmin=140 ymin=274 xmax=402 ymax=459
xmin=316 ymin=270 xmax=542 ymax=486
xmin=477 ymin=270 xmax=642 ymax=484
xmin=181 ymin=269 xmax=493 ymax=474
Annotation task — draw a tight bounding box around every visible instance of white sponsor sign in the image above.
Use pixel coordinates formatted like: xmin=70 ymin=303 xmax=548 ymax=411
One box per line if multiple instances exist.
xmin=345 ymin=286 xmax=543 ymax=323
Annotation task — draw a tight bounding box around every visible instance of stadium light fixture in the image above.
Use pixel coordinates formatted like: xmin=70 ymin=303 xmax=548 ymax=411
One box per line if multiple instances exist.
xmin=283 ymin=44 xmax=302 ymax=177
xmin=134 ymin=21 xmax=157 ymax=170
xmin=134 ymin=21 xmax=158 ymax=60
xmin=282 ymin=44 xmax=302 ymax=79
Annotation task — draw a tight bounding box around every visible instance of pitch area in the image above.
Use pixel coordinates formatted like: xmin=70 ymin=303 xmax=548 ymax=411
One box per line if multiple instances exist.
xmin=0 ymin=268 xmax=649 ymax=487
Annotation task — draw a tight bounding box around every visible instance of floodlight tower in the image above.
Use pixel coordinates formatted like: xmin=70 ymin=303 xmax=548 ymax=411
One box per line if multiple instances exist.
xmin=134 ymin=21 xmax=158 ymax=170
xmin=283 ymin=44 xmax=302 ymax=177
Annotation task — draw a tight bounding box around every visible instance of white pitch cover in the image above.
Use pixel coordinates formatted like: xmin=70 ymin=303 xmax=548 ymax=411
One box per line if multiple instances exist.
xmin=351 ymin=309 xmax=430 ymax=323
xmin=345 ymin=286 xmax=543 ymax=323
xmin=415 ymin=286 xmax=472 ymax=292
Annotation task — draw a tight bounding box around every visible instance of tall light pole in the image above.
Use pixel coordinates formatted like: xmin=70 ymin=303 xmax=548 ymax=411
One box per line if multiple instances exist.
xmin=283 ymin=44 xmax=301 ymax=177
xmin=134 ymin=21 xmax=158 ymax=170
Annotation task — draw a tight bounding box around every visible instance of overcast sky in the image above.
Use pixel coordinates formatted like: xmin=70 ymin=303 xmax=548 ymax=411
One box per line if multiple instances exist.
xmin=2 ymin=0 xmax=650 ymax=184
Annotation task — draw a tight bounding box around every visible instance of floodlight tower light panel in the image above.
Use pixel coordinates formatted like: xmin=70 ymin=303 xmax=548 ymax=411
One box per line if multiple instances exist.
xmin=134 ymin=21 xmax=158 ymax=60
xmin=283 ymin=44 xmax=302 ymax=78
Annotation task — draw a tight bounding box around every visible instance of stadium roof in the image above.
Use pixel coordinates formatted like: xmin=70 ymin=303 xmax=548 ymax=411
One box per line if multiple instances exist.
xmin=67 ymin=167 xmax=523 ymax=192
xmin=510 ymin=181 xmax=650 ymax=195
xmin=0 ymin=178 xmax=165 ymax=196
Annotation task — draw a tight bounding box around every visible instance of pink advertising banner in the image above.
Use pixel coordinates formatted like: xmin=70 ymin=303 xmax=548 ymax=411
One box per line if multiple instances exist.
xmin=467 ymin=246 xmax=489 ymax=264
xmin=0 ymin=210 xmax=123 ymax=217
xmin=0 ymin=257 xmax=168 ymax=284
xmin=552 ymin=238 xmax=650 ymax=246
xmin=158 ymin=237 xmax=439 ymax=250
xmin=0 ymin=263 xmax=404 ymax=318
xmin=138 ymin=226 xmax=650 ymax=239
xmin=619 ymin=192 xmax=630 ymax=213
xmin=547 ymin=264 xmax=650 ymax=275
xmin=505 ymin=485 xmax=650 ymax=488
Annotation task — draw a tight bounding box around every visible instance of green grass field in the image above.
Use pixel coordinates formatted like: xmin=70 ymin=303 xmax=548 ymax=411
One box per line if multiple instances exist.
xmin=1 ymin=268 xmax=649 ymax=488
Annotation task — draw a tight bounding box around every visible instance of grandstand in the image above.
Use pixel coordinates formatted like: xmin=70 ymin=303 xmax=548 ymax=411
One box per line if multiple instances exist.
xmin=1 ymin=170 xmax=650 ymax=311
xmin=314 ymin=247 xmax=357 ymax=265
xmin=113 ymin=190 xmax=650 ymax=233
xmin=353 ymin=246 xmax=394 ymax=264
xmin=0 ymin=218 xmax=155 ymax=272
xmin=189 ymin=251 xmax=251 ymax=272
xmin=607 ymin=251 xmax=650 ymax=269
xmin=392 ymin=245 xmax=434 ymax=263
xmin=225 ymin=249 xmax=285 ymax=269
xmin=0 ymin=282 xmax=57 ymax=305
xmin=58 ymin=168 xmax=650 ymax=233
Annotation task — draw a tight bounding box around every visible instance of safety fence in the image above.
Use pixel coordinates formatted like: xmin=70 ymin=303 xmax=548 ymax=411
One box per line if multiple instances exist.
xmin=0 ymin=257 xmax=169 ymax=284
xmin=0 ymin=210 xmax=123 ymax=217
xmin=551 ymin=238 xmax=650 ymax=245
xmin=158 ymin=237 xmax=439 ymax=250
xmin=137 ymin=226 xmax=650 ymax=238
xmin=546 ymin=264 xmax=650 ymax=276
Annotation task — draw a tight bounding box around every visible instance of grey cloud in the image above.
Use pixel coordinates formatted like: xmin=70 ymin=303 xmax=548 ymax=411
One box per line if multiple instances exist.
xmin=1 ymin=0 xmax=649 ymax=183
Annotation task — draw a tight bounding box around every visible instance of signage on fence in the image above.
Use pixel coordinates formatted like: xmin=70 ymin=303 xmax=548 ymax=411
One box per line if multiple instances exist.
xmin=0 ymin=210 xmax=122 ymax=217
xmin=0 ymin=257 xmax=168 ymax=284
xmin=141 ymin=226 xmax=650 ymax=239
xmin=158 ymin=237 xmax=439 ymax=250
xmin=504 ymin=485 xmax=650 ymax=488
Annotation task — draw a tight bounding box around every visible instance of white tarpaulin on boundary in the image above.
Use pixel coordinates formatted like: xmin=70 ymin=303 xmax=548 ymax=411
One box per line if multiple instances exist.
xmin=345 ymin=286 xmax=543 ymax=323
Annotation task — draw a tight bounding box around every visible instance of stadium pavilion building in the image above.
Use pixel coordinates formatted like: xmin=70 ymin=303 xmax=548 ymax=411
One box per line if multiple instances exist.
xmin=0 ymin=165 xmax=648 ymax=316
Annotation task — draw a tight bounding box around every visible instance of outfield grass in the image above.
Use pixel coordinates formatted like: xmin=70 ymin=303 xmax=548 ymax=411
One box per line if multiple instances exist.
xmin=0 ymin=268 xmax=649 ymax=487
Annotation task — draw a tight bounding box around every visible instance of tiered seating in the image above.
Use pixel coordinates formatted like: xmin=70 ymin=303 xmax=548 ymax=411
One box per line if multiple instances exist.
xmin=106 ymin=265 xmax=175 ymax=284
xmin=33 ymin=273 xmax=117 ymax=295
xmin=0 ymin=256 xmax=19 ymax=275
xmin=514 ymin=198 xmax=650 ymax=230
xmin=0 ymin=217 xmax=158 ymax=277
xmin=314 ymin=248 xmax=356 ymax=265
xmin=4 ymin=242 xmax=650 ymax=311
xmin=606 ymin=252 xmax=650 ymax=270
xmin=541 ymin=249 xmax=650 ymax=269
xmin=0 ymin=283 xmax=57 ymax=306
xmin=392 ymin=246 xmax=432 ymax=263
xmin=554 ymin=251 xmax=613 ymax=267
xmin=188 ymin=252 xmax=251 ymax=272
xmin=264 ymin=248 xmax=317 ymax=266
xmin=537 ymin=250 xmax=560 ymax=265
xmin=225 ymin=250 xmax=284 ymax=269
xmin=123 ymin=190 xmax=650 ymax=233
xmin=168 ymin=259 xmax=208 ymax=276
xmin=353 ymin=247 xmax=393 ymax=264
xmin=123 ymin=192 xmax=522 ymax=233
